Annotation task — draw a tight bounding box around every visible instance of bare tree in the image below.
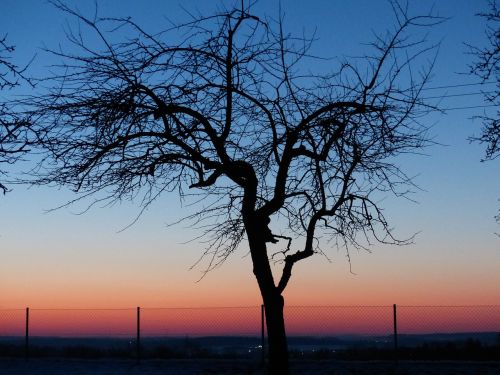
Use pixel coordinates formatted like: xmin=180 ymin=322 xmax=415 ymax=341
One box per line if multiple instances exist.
xmin=467 ymin=0 xmax=499 ymax=227
xmin=0 ymin=35 xmax=31 ymax=194
xmin=26 ymin=1 xmax=441 ymax=373
xmin=468 ymin=0 xmax=499 ymax=161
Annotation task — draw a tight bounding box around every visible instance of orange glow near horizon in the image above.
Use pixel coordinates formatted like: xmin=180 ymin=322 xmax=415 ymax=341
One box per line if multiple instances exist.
xmin=396 ymin=306 xmax=500 ymax=334
xmin=1 ymin=306 xmax=498 ymax=338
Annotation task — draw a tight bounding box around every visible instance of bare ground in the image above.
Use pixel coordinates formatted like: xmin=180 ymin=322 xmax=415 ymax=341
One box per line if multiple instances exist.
xmin=0 ymin=358 xmax=499 ymax=374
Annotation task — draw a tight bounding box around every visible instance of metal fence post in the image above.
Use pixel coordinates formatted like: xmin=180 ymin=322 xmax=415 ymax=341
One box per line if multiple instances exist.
xmin=261 ymin=304 xmax=265 ymax=365
xmin=393 ymin=304 xmax=398 ymax=362
xmin=25 ymin=307 xmax=29 ymax=360
xmin=136 ymin=306 xmax=141 ymax=363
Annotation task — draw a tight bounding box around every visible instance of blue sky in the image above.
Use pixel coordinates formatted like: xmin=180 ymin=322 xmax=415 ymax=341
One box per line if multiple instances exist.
xmin=0 ymin=0 xmax=498 ymax=308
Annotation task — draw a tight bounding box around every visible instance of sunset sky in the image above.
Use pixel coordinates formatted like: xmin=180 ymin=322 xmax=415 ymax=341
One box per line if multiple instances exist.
xmin=0 ymin=0 xmax=498 ymax=329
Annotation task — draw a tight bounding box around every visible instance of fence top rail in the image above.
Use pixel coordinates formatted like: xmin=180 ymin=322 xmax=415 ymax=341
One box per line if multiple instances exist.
xmin=0 ymin=306 xmax=260 ymax=311
xmin=1 ymin=304 xmax=499 ymax=311
xmin=397 ymin=305 xmax=500 ymax=308
xmin=15 ymin=308 xmax=138 ymax=311
xmin=284 ymin=305 xmax=393 ymax=308
xmin=141 ymin=306 xmax=261 ymax=310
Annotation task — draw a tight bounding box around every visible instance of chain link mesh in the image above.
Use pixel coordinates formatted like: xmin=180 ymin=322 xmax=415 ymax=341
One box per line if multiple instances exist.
xmin=1 ymin=305 xmax=498 ymax=359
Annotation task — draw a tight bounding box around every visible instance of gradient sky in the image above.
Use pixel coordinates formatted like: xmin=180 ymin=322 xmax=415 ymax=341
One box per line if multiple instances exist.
xmin=0 ymin=0 xmax=499 ymax=317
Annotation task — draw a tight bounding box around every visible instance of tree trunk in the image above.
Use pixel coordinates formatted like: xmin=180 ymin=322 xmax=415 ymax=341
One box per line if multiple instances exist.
xmin=263 ymin=292 xmax=289 ymax=375
xmin=245 ymin=224 xmax=290 ymax=374
xmin=242 ymin=199 xmax=290 ymax=374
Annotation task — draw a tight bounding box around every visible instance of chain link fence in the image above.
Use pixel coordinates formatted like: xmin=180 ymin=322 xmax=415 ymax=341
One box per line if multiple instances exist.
xmin=1 ymin=305 xmax=499 ymax=360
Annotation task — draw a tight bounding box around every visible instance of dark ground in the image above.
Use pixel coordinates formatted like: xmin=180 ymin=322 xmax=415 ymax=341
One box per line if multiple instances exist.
xmin=1 ymin=358 xmax=500 ymax=375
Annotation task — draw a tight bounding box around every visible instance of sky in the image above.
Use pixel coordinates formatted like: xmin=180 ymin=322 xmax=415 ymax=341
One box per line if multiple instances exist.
xmin=0 ymin=0 xmax=499 ymax=334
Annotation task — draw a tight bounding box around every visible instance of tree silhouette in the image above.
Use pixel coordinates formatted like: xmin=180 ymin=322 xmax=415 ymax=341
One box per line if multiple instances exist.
xmin=0 ymin=35 xmax=31 ymax=194
xmin=467 ymin=0 xmax=499 ymax=227
xmin=26 ymin=2 xmax=441 ymax=373
xmin=468 ymin=0 xmax=499 ymax=161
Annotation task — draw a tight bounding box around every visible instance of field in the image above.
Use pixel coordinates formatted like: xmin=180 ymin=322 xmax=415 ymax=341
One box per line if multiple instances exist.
xmin=1 ymin=358 xmax=500 ymax=375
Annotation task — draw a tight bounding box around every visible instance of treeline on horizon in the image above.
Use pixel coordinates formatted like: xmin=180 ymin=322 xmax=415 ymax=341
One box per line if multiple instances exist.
xmin=1 ymin=334 xmax=499 ymax=361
